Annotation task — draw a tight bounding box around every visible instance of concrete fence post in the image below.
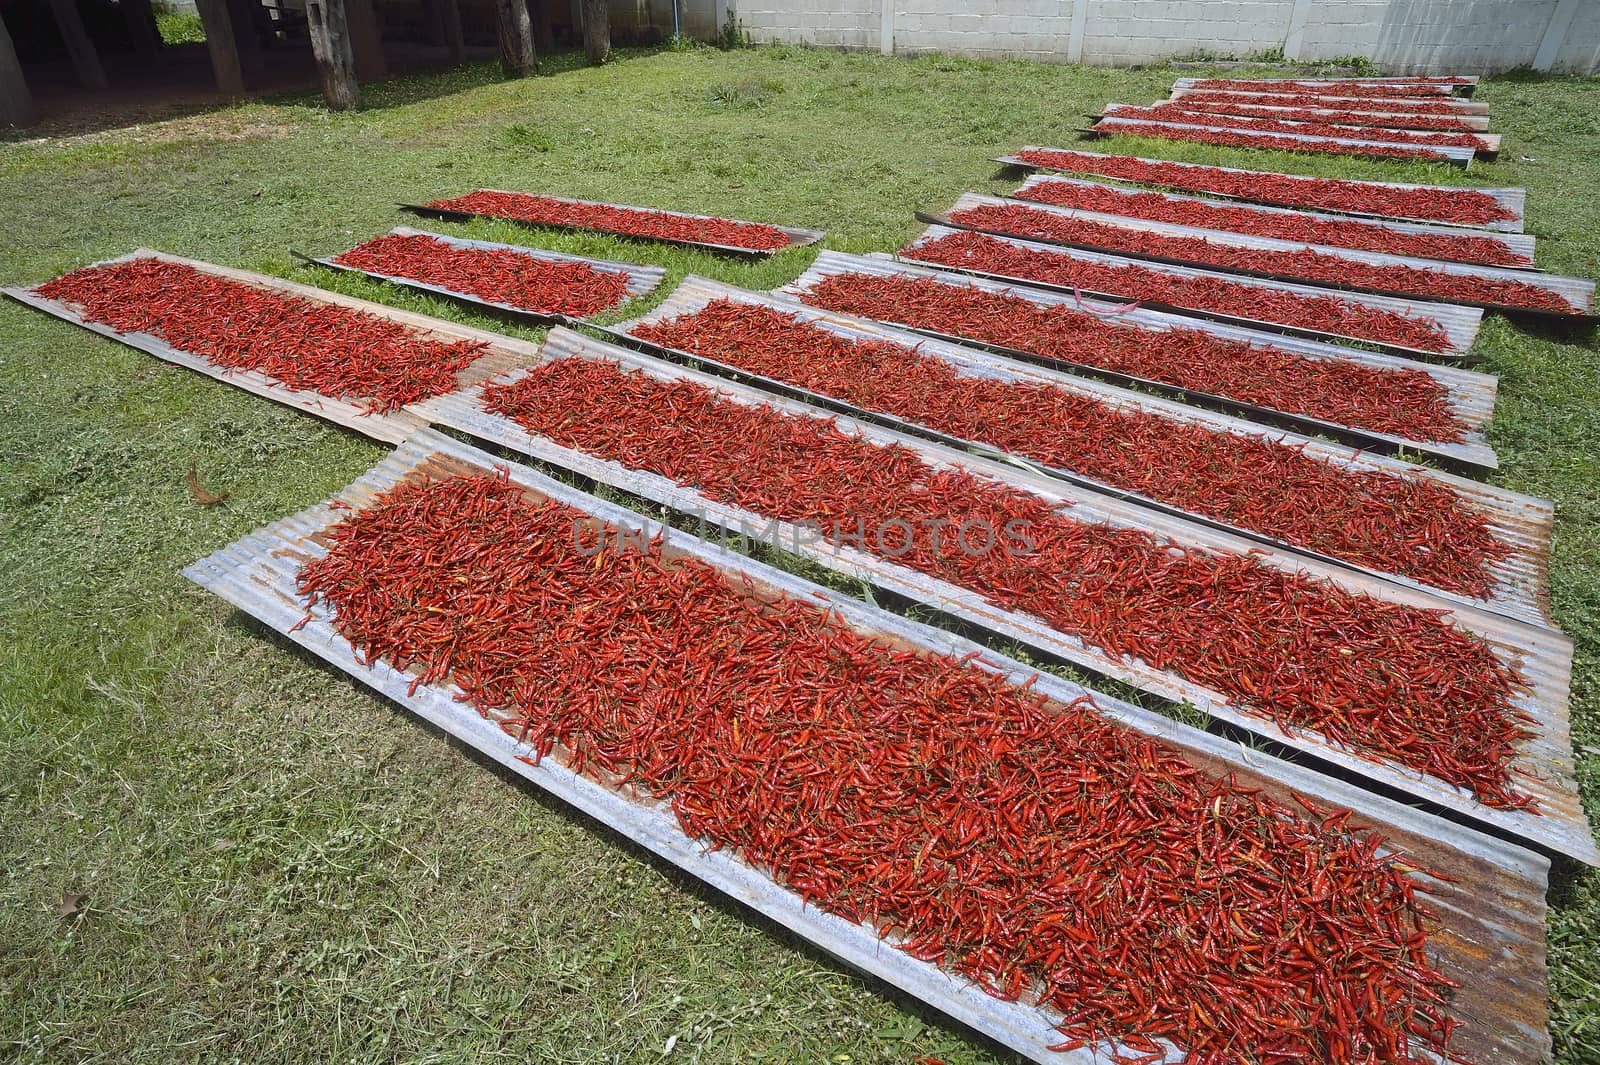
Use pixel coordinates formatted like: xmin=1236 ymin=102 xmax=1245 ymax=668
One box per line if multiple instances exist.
xmin=1283 ymin=0 xmax=1313 ymax=61
xmin=879 ymin=0 xmax=894 ymax=55
xmin=1067 ymin=0 xmax=1088 ymax=62
xmin=1534 ymin=0 xmax=1579 ymax=71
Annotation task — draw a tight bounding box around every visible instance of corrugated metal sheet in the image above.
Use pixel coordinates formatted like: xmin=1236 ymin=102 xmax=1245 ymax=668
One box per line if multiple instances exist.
xmin=1155 ymin=96 xmax=1494 ymax=133
xmin=902 ymin=220 xmax=1497 ymax=470
xmin=935 ymin=192 xmax=1595 ymax=320
xmin=1089 ymin=114 xmax=1478 ymax=166
xmin=778 ymin=249 xmax=1552 ymax=627
xmin=1172 ymin=86 xmax=1494 ymax=116
xmin=295 ymin=225 xmax=665 ymax=326
xmin=2 ymin=248 xmax=538 ymax=445
xmin=1171 ymin=76 xmax=1477 ymax=94
xmin=609 ymin=277 xmax=1590 ymax=864
xmin=1101 ymin=104 xmax=1503 ymax=158
xmin=1013 ymin=172 xmax=1534 ymax=268
xmin=401 ymin=191 xmax=825 ymax=257
xmin=995 ymin=146 xmax=1524 ymax=231
xmin=907 ymin=218 xmax=1483 ymax=360
xmin=183 ymin=425 xmax=1552 ymax=1065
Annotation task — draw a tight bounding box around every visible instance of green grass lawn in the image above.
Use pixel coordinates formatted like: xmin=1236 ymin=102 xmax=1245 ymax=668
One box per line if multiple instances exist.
xmin=1 ymin=44 xmax=1597 ymax=1064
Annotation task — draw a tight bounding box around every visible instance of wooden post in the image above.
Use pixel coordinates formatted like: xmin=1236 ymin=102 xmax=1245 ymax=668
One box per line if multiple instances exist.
xmin=425 ymin=0 xmax=465 ymax=64
xmin=122 ymin=0 xmax=163 ymax=58
xmin=532 ymin=0 xmax=553 ymax=53
xmin=305 ymin=0 xmax=362 ymax=110
xmin=194 ymin=0 xmax=248 ymax=93
xmin=496 ymin=0 xmax=537 ymax=77
xmin=0 ymin=14 xmax=33 ymax=129
xmin=345 ymin=0 xmax=387 ymax=80
xmin=581 ymin=0 xmax=608 ymax=64
xmin=48 ymin=0 xmax=109 ymax=89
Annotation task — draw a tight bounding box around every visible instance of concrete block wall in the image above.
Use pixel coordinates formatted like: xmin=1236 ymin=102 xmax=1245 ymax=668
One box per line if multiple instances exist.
xmin=672 ymin=0 xmax=1600 ymax=74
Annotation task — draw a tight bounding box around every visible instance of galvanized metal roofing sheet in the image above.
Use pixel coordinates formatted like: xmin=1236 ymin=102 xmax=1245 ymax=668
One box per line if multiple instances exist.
xmin=1155 ymin=96 xmax=1494 ymax=132
xmin=3 ymin=249 xmax=537 ymax=445
xmin=184 ymin=425 xmax=1551 ymax=1064
xmin=1013 ymin=171 xmax=1535 ymax=267
xmin=1102 ymin=103 xmax=1503 ymax=158
xmin=1090 ymin=114 xmax=1479 ymax=166
xmin=609 ymin=277 xmax=1590 ymax=864
xmin=996 ymin=145 xmax=1523 ymax=231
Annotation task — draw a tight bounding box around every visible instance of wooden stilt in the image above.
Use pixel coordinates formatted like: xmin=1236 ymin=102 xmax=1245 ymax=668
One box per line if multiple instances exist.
xmin=194 ymin=0 xmax=247 ymax=92
xmin=581 ymin=0 xmax=607 ymax=64
xmin=48 ymin=0 xmax=109 ymax=89
xmin=0 ymin=15 xmax=34 ymax=129
xmin=532 ymin=0 xmax=553 ymax=53
xmin=427 ymin=0 xmax=464 ymax=64
xmin=344 ymin=0 xmax=386 ymax=80
xmin=122 ymin=0 xmax=163 ymax=58
xmin=496 ymin=0 xmax=537 ymax=78
xmin=305 ymin=0 xmax=362 ymax=110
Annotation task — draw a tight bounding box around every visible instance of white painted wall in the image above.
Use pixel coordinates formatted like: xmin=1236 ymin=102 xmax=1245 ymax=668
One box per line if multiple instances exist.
xmin=681 ymin=0 xmax=1600 ymax=74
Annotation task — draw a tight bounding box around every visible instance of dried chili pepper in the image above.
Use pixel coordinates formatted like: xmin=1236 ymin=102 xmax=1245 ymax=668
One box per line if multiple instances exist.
xmin=1191 ymin=78 xmax=1468 ymax=98
xmin=300 ymin=468 xmax=1468 ymax=1064
xmin=34 ymin=258 xmax=487 ymax=413
xmin=483 ymin=354 xmax=1531 ymax=809
xmin=1161 ymin=98 xmax=1485 ymax=133
xmin=1109 ymin=106 xmax=1491 ymax=150
xmin=945 ymin=203 xmax=1580 ymax=314
xmin=627 ymin=297 xmax=1513 ymax=598
xmin=1012 ymin=179 xmax=1527 ymax=267
xmin=333 ymin=233 xmax=634 ymax=318
xmin=905 ymin=229 xmax=1454 ymax=352
xmin=799 ymin=271 xmax=1467 ymax=440
xmin=1175 ymin=90 xmax=1484 ymax=118
xmin=422 ymin=190 xmax=792 ymax=252
xmin=1011 ymin=148 xmax=1517 ymax=225
xmin=1095 ymin=119 xmax=1456 ymax=161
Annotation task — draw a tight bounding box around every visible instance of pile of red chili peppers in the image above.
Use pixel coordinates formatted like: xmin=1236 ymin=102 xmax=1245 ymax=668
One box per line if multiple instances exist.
xmin=798 ymin=271 xmax=1467 ymax=441
xmin=904 ymin=229 xmax=1455 ymax=352
xmin=1176 ymin=90 xmax=1483 ymax=117
xmin=300 ymin=468 xmax=1467 ymax=1063
xmin=1191 ymin=78 xmax=1468 ymax=98
xmin=483 ymin=354 xmax=1529 ymax=808
xmin=1112 ymin=106 xmax=1489 ymax=150
xmin=627 ymin=297 xmax=1513 ymax=600
xmin=332 ymin=233 xmax=634 ymax=318
xmin=423 ymin=190 xmax=792 ymax=252
xmin=1096 ymin=120 xmax=1452 ymax=161
xmin=34 ymin=258 xmax=486 ymax=413
xmin=1012 ymin=179 xmax=1528 ymax=267
xmin=1010 ymin=148 xmax=1518 ymax=225
xmin=945 ymin=203 xmax=1581 ymax=314
xmin=1164 ymin=99 xmax=1484 ymax=133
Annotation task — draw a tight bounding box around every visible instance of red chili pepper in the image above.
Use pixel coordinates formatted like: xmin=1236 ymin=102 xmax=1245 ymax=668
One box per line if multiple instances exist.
xmin=1177 ymin=88 xmax=1484 ymax=117
xmin=299 ymin=469 xmax=1470 ymax=1064
xmin=1012 ymin=148 xmax=1517 ymax=225
xmin=33 ymin=259 xmax=487 ymax=413
xmin=1097 ymin=119 xmax=1456 ymax=161
xmin=483 ymin=354 xmax=1532 ymax=810
xmin=333 ymin=233 xmax=634 ymax=318
xmin=1191 ymin=77 xmax=1469 ymax=97
xmin=1013 ymin=178 xmax=1526 ymax=267
xmin=423 ymin=190 xmax=792 ymax=252
xmin=905 ymin=229 xmax=1455 ymax=352
xmin=1108 ymin=105 xmax=1492 ymax=151
xmin=944 ymin=202 xmax=1580 ymax=314
xmin=1160 ymin=98 xmax=1486 ymax=133
xmin=627 ymin=297 xmax=1513 ymax=600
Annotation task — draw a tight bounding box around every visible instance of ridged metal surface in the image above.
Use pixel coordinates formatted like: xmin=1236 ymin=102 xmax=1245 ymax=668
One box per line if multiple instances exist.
xmin=611 ymin=277 xmax=1589 ymax=864
xmin=1013 ymin=172 xmax=1534 ymax=268
xmin=936 ymin=191 xmax=1595 ymax=320
xmin=1172 ymin=86 xmax=1493 ymax=116
xmin=785 ymin=240 xmax=1499 ymax=468
xmin=996 ymin=145 xmax=1524 ymax=231
xmin=1173 ymin=75 xmax=1476 ymax=94
xmin=1090 ymin=114 xmax=1478 ymax=166
xmin=401 ymin=190 xmax=825 ymax=257
xmin=1155 ymin=95 xmax=1493 ymax=132
xmin=183 ymin=425 xmax=1551 ymax=1065
xmin=779 ymin=248 xmax=1552 ymax=627
xmin=1101 ymin=103 xmax=1502 ymax=158
xmin=2 ymin=248 xmax=538 ymax=444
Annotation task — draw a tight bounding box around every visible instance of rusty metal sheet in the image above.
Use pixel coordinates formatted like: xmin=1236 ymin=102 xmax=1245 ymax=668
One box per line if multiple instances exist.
xmin=401 ymin=191 xmax=825 ymax=257
xmin=183 ymin=425 xmax=1552 ymax=1064
xmin=413 ymin=319 xmax=1586 ymax=867
xmin=1012 ymin=172 xmax=1535 ymax=269
xmin=1156 ymin=95 xmax=1493 ymax=132
xmin=995 ymin=146 xmax=1524 ymax=232
xmin=933 ymin=192 xmax=1595 ymax=322
xmin=1088 ymin=114 xmax=1478 ymax=166
xmin=905 ymin=217 xmax=1483 ymax=374
xmin=3 ymin=249 xmax=540 ymax=445
xmin=1100 ymin=103 xmax=1502 ymax=159
xmin=294 ymin=226 xmax=665 ymax=325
